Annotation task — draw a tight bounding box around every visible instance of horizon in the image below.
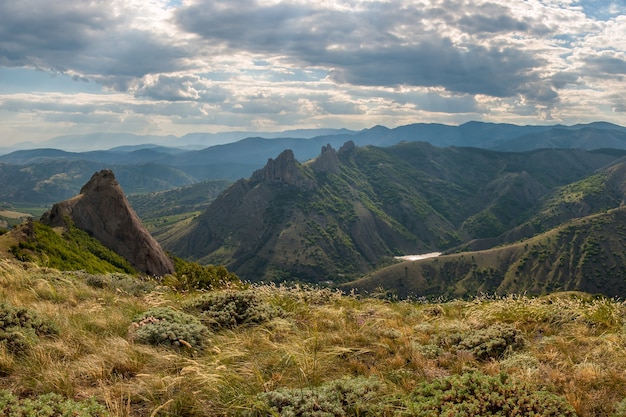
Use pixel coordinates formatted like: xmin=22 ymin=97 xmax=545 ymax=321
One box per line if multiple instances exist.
xmin=4 ymin=119 xmax=625 ymax=153
xmin=1 ymin=1 xmax=625 ymax=146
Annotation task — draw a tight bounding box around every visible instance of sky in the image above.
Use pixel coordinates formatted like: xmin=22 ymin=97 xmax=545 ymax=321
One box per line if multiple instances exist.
xmin=0 ymin=0 xmax=625 ymax=145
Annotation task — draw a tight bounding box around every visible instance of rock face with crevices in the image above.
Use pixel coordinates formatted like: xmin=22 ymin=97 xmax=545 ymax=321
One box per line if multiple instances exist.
xmin=41 ymin=169 xmax=175 ymax=276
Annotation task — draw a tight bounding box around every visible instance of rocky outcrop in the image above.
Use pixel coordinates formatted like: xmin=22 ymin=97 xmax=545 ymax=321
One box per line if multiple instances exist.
xmin=41 ymin=169 xmax=174 ymax=276
xmin=251 ymin=149 xmax=314 ymax=189
xmin=311 ymin=144 xmax=340 ymax=174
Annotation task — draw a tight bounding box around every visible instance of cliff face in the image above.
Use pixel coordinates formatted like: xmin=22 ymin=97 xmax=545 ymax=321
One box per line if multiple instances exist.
xmin=41 ymin=169 xmax=174 ymax=276
xmin=250 ymin=149 xmax=315 ymax=189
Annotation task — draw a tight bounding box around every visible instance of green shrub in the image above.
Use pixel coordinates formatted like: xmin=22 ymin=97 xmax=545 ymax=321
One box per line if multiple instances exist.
xmin=439 ymin=323 xmax=525 ymax=361
xmin=170 ymin=258 xmax=241 ymax=291
xmin=81 ymin=272 xmax=156 ymax=295
xmin=0 ymin=303 xmax=58 ymax=354
xmin=129 ymin=307 xmax=210 ymax=350
xmin=184 ymin=290 xmax=281 ymax=330
xmin=250 ymin=377 xmax=386 ymax=416
xmin=612 ymin=397 xmax=626 ymax=417
xmin=0 ymin=302 xmax=58 ymax=336
xmin=0 ymin=390 xmax=107 ymax=416
xmin=405 ymin=371 xmax=576 ymax=416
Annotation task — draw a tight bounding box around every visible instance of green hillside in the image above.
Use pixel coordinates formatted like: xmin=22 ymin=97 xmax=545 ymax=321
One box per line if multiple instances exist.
xmin=1 ymin=220 xmax=136 ymax=274
xmin=163 ymin=142 xmax=626 ymax=283
xmin=345 ymin=205 xmax=626 ymax=298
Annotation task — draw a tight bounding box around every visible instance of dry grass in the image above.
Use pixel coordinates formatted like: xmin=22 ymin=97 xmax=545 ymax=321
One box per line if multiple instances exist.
xmin=1 ymin=260 xmax=626 ymax=415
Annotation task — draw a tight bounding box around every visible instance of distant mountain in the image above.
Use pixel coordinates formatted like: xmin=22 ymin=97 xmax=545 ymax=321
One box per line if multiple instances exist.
xmin=24 ymin=128 xmax=357 ymax=152
xmin=0 ymin=160 xmax=196 ymax=203
xmin=3 ymin=121 xmax=626 ymax=205
xmin=162 ymin=141 xmax=625 ymax=283
xmin=37 ymin=133 xmax=178 ymax=152
xmin=493 ymin=127 xmax=626 ymax=151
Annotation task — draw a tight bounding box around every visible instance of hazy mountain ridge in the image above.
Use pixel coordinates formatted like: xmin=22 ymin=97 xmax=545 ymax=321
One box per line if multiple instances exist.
xmin=2 ymin=121 xmax=626 ymax=205
xmin=0 ymin=161 xmax=197 ymax=203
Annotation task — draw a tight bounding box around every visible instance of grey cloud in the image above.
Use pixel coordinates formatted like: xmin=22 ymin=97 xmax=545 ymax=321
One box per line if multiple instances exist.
xmin=585 ymin=53 xmax=626 ymax=78
xmin=0 ymin=2 xmax=190 ymax=90
xmin=326 ymin=39 xmax=545 ymax=98
xmin=318 ymin=101 xmax=365 ymax=115
xmin=551 ymin=72 xmax=580 ymax=89
xmin=454 ymin=2 xmax=551 ymax=35
xmin=176 ymin=1 xmax=551 ymax=100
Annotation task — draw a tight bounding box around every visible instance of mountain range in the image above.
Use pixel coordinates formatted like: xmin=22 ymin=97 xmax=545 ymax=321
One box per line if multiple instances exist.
xmin=2 ymin=121 xmax=626 ymax=204
xmin=158 ymin=140 xmax=626 ymax=289
xmin=5 ymin=121 xmax=626 ymax=298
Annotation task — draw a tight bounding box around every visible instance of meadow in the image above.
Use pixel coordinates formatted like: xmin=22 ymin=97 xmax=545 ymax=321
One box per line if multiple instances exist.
xmin=0 ymin=259 xmax=625 ymax=416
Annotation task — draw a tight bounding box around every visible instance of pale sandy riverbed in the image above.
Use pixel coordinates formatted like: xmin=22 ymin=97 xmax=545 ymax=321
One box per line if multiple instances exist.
xmin=394 ymin=252 xmax=442 ymax=261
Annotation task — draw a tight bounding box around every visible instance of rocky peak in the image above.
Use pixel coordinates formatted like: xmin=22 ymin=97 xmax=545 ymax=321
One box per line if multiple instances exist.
xmin=311 ymin=144 xmax=340 ymax=174
xmin=339 ymin=140 xmax=356 ymax=154
xmin=251 ymin=149 xmax=314 ymax=189
xmin=41 ymin=169 xmax=174 ymax=276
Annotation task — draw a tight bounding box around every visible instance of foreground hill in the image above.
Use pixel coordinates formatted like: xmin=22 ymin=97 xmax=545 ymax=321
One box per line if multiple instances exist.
xmin=0 ymin=259 xmax=623 ymax=416
xmin=163 ymin=141 xmax=625 ymax=283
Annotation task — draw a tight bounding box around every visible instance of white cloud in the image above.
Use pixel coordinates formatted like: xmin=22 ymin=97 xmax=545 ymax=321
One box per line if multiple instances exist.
xmin=0 ymin=0 xmax=625 ymax=145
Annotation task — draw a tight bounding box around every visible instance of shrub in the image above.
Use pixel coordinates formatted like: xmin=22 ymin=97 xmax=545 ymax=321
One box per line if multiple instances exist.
xmin=0 ymin=390 xmax=107 ymax=416
xmin=250 ymin=376 xmax=386 ymax=416
xmin=170 ymin=258 xmax=241 ymax=291
xmin=129 ymin=307 xmax=210 ymax=350
xmin=81 ymin=272 xmax=156 ymax=295
xmin=439 ymin=323 xmax=525 ymax=361
xmin=184 ymin=290 xmax=282 ymax=330
xmin=0 ymin=302 xmax=58 ymax=336
xmin=0 ymin=303 xmax=58 ymax=354
xmin=405 ymin=371 xmax=576 ymax=416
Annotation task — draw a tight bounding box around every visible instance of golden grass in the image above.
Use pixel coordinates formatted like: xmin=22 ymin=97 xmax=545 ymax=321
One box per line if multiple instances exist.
xmin=1 ymin=259 xmax=626 ymax=415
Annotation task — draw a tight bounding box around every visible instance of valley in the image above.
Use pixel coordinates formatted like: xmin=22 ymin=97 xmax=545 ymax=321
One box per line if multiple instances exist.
xmin=3 ymin=123 xmax=626 ymax=416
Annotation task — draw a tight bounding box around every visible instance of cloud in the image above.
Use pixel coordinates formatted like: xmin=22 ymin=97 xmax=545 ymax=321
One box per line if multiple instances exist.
xmin=2 ymin=0 xmax=626 ymax=144
xmin=133 ymin=74 xmax=230 ymax=102
xmin=0 ymin=0 xmax=190 ymax=89
xmin=584 ymin=52 xmax=626 ymax=78
xmin=175 ymin=0 xmax=555 ymax=100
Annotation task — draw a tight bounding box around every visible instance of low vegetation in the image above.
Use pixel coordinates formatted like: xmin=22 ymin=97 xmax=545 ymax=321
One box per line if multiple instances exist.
xmin=8 ymin=220 xmax=135 ymax=274
xmin=1 ymin=259 xmax=626 ymax=416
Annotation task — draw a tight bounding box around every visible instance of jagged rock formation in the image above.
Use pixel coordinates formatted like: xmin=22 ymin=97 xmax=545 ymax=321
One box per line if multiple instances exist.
xmin=41 ymin=169 xmax=174 ymax=276
xmin=250 ymin=149 xmax=315 ymax=189
xmin=311 ymin=144 xmax=340 ymax=174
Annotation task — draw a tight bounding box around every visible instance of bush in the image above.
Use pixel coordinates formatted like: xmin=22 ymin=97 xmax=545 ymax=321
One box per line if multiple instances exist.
xmin=405 ymin=371 xmax=576 ymax=416
xmin=0 ymin=303 xmax=58 ymax=354
xmin=439 ymin=323 xmax=525 ymax=361
xmin=81 ymin=272 xmax=156 ymax=295
xmin=0 ymin=390 xmax=107 ymax=416
xmin=0 ymin=302 xmax=58 ymax=336
xmin=184 ymin=290 xmax=281 ymax=330
xmin=250 ymin=377 xmax=386 ymax=416
xmin=170 ymin=258 xmax=241 ymax=291
xmin=129 ymin=307 xmax=210 ymax=350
